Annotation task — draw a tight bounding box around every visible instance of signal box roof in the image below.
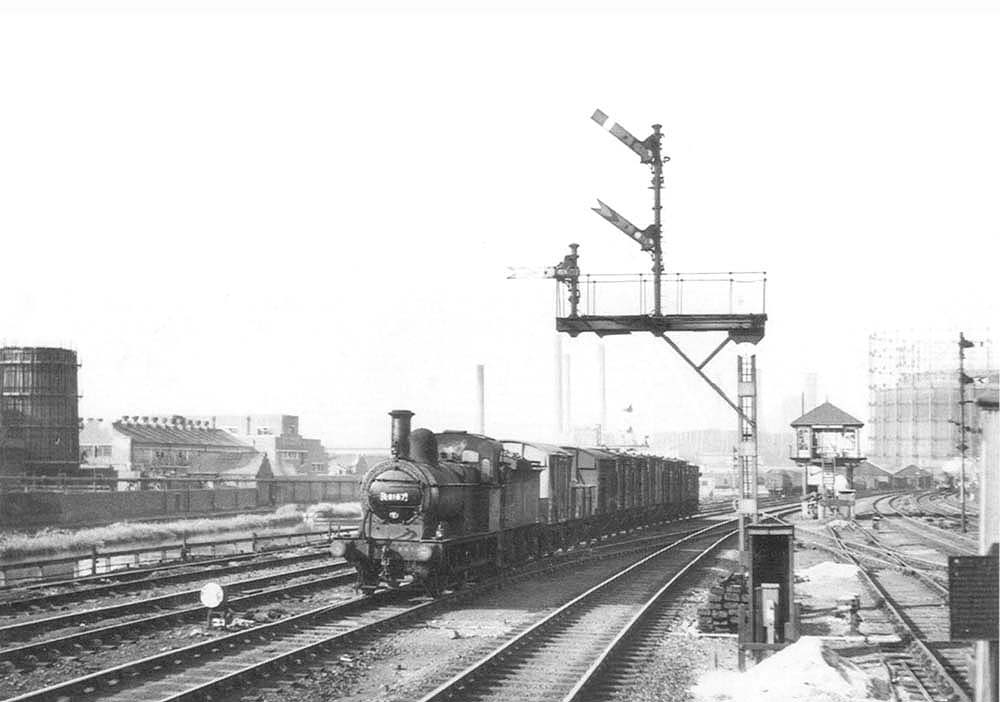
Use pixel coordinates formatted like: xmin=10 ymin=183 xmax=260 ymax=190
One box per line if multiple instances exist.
xmin=790 ymin=402 xmax=863 ymax=428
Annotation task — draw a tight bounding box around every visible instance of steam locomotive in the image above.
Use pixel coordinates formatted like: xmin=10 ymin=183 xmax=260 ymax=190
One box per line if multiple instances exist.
xmin=330 ymin=409 xmax=700 ymax=595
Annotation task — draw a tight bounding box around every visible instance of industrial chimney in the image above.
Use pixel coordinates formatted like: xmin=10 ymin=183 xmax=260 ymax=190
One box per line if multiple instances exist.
xmin=389 ymin=410 xmax=415 ymax=459
xmin=476 ymin=365 xmax=485 ymax=434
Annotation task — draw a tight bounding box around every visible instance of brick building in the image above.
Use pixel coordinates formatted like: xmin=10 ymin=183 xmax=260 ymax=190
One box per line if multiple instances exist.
xmin=189 ymin=414 xmax=329 ymax=476
xmin=79 ymin=416 xmax=261 ymax=479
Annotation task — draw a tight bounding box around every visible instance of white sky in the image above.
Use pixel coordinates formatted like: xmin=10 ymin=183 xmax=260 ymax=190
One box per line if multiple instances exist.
xmin=0 ymin=1 xmax=996 ymax=447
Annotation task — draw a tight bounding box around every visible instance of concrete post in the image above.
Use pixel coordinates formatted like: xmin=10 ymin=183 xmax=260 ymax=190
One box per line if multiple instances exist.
xmin=599 ymin=341 xmax=607 ymax=438
xmin=564 ymin=354 xmax=572 ymax=438
xmin=554 ymin=335 xmax=563 ymax=439
xmin=975 ymin=396 xmax=998 ymax=702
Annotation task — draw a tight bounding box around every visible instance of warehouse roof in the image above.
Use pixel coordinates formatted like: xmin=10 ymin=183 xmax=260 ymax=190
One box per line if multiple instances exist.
xmin=113 ymin=421 xmax=255 ymax=449
xmin=790 ymin=402 xmax=863 ymax=427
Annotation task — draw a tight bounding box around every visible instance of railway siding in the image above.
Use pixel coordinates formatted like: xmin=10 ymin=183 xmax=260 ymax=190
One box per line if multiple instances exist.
xmin=825 ymin=502 xmax=974 ymax=702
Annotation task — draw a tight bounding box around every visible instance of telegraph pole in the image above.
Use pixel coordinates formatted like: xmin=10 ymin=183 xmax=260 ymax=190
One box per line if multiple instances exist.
xmin=959 ymin=332 xmax=975 ymax=534
xmin=650 ymin=124 xmax=664 ymax=315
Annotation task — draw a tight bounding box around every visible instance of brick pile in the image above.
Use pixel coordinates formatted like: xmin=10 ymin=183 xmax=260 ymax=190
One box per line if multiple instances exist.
xmin=697 ymin=572 xmax=748 ymax=633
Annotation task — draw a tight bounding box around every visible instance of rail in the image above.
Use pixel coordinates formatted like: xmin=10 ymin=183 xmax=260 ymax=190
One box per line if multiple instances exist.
xmin=0 ymin=567 xmax=359 ymax=666
xmin=826 ymin=524 xmax=970 ymax=702
xmin=418 ymin=504 xmax=798 ymax=702
xmin=876 ymin=494 xmax=977 ymax=555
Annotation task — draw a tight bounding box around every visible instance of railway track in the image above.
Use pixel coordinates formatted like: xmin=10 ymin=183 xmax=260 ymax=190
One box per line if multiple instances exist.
xmin=2 ymin=584 xmax=429 ymax=702
xmin=0 ymin=563 xmax=358 ymax=667
xmin=0 ymin=502 xmax=756 ymax=616
xmin=825 ymin=524 xmax=972 ymax=702
xmin=872 ymin=495 xmax=977 ymax=557
xmin=0 ymin=548 xmax=335 ymax=617
xmin=0 ymin=516 xmax=722 ymax=647
xmin=796 ymin=526 xmax=948 ymax=590
xmin=916 ymin=491 xmax=978 ymax=520
xmin=0 ymin=515 xmax=725 ymax=670
xmin=416 ymin=507 xmax=798 ymax=702
xmin=0 ymin=503 xmax=799 ymax=702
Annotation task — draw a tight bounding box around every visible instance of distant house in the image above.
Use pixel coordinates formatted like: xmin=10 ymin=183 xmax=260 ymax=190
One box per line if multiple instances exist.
xmin=891 ymin=464 xmax=934 ymax=490
xmin=326 ymin=449 xmax=390 ymax=476
xmin=853 ymin=461 xmax=892 ymax=490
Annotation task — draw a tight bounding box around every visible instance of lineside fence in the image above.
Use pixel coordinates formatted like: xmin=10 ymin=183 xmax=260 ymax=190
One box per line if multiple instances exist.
xmin=0 ymin=474 xmax=360 ymax=529
xmin=0 ymin=520 xmax=359 ymax=587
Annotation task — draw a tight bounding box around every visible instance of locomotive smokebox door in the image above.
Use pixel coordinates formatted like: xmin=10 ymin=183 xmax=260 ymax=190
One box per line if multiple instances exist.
xmin=745 ymin=523 xmax=797 ymax=650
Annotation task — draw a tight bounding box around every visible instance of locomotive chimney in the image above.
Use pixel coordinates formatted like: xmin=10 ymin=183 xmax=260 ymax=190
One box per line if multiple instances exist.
xmin=389 ymin=409 xmax=415 ymax=459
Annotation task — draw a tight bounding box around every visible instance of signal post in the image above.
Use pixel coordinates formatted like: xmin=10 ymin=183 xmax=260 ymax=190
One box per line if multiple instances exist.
xmin=540 ymin=110 xmax=777 ymax=664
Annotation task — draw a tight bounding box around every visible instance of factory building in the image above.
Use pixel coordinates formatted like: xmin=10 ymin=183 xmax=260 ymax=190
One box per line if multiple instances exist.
xmin=0 ymin=347 xmax=80 ymax=476
xmin=189 ymin=414 xmax=329 ymax=476
xmin=79 ymin=416 xmax=262 ymax=479
xmin=326 ymin=449 xmax=390 ymax=475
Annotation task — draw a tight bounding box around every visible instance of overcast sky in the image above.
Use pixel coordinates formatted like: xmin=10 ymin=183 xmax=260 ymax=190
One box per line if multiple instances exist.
xmin=0 ymin=0 xmax=996 ymax=447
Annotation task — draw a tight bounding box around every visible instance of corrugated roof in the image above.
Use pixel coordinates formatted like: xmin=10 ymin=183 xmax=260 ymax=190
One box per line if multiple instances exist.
xmin=790 ymin=402 xmax=863 ymax=427
xmin=114 ymin=421 xmax=255 ymax=449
